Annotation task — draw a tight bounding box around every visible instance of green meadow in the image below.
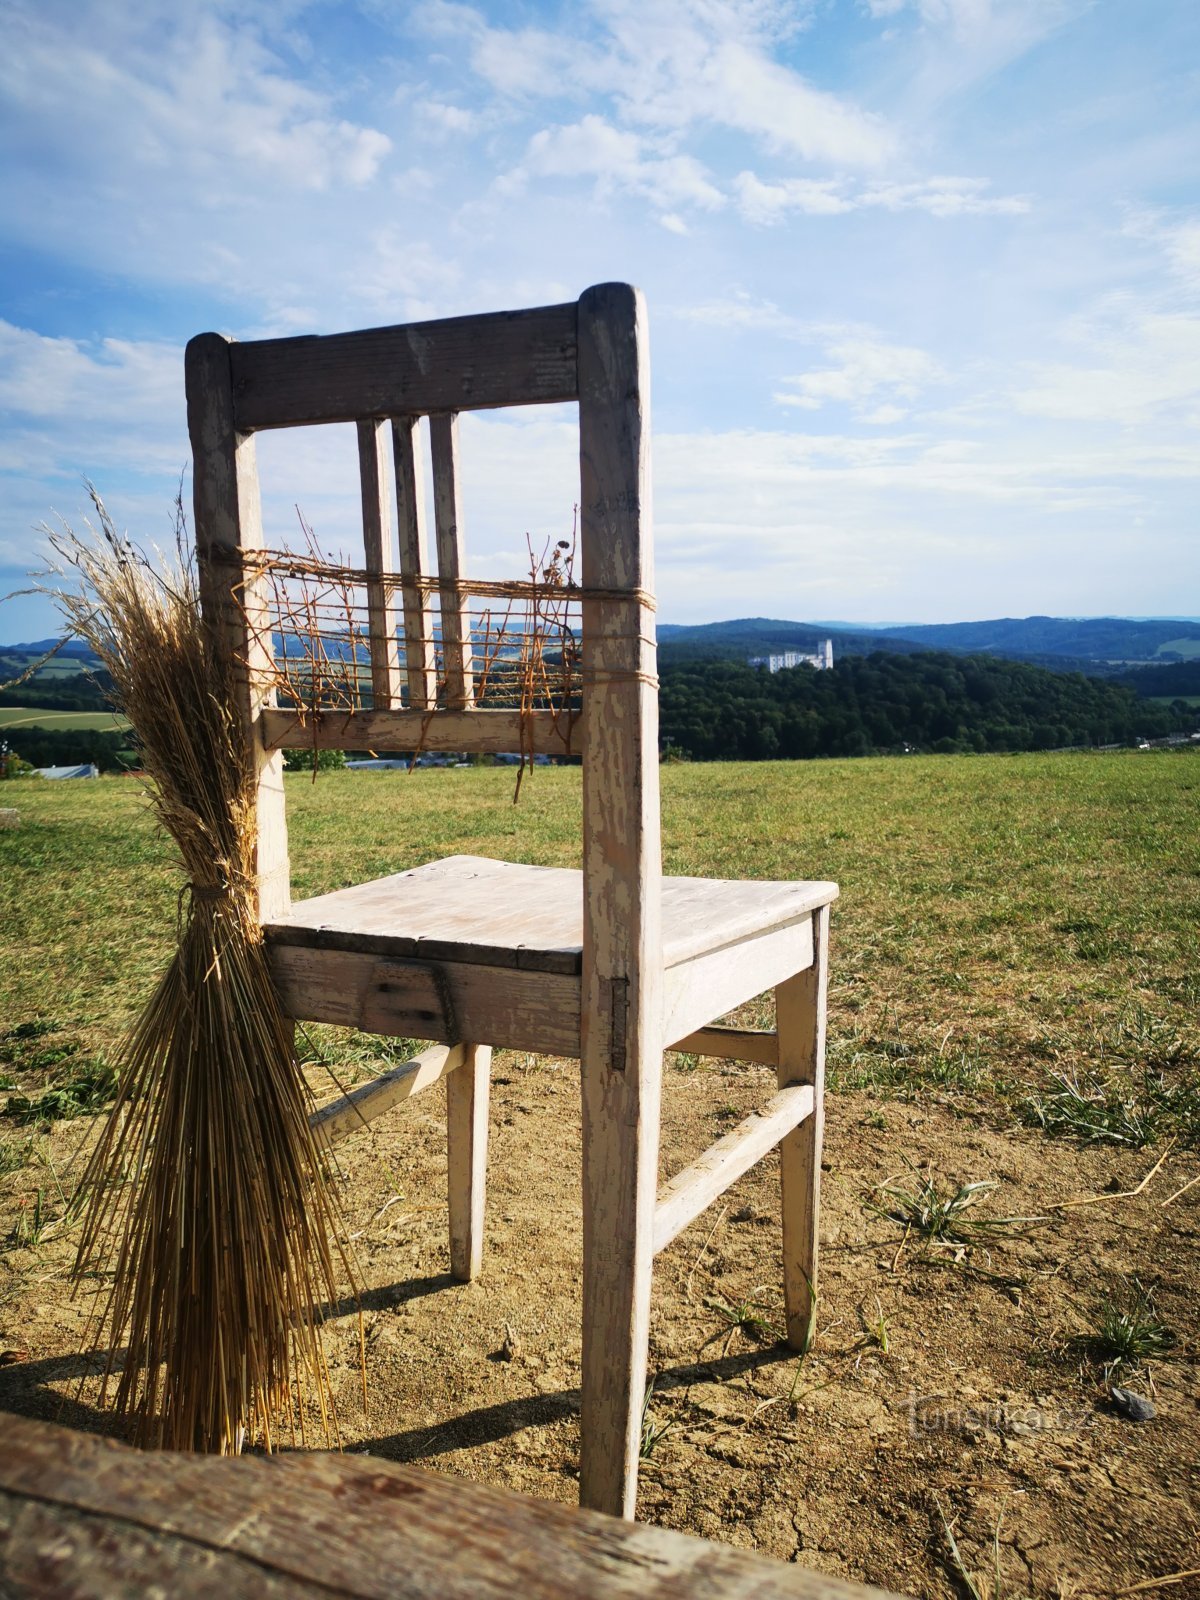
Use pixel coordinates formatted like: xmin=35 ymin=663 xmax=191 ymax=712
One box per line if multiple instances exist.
xmin=0 ymin=707 xmax=130 ymax=732
xmin=2 ymin=748 xmax=1197 ymax=1140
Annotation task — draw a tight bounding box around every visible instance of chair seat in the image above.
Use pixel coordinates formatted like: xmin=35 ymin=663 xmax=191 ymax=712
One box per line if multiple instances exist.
xmin=263 ymin=854 xmax=837 ymax=977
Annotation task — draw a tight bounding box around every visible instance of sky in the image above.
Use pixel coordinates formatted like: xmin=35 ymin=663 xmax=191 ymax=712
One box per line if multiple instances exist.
xmin=2 ymin=0 xmax=1198 ymax=638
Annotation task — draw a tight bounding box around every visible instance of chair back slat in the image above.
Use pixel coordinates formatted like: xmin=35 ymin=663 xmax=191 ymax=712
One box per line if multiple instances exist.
xmin=391 ymin=417 xmax=437 ymax=711
xmin=357 ymin=419 xmax=401 ymax=709
xmin=229 ymin=302 xmax=578 ymax=430
xmin=428 ymin=412 xmax=475 ymax=711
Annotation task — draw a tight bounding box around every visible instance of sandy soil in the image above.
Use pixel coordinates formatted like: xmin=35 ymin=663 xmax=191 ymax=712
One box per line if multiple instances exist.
xmin=2 ymin=1049 xmax=1197 ymax=1599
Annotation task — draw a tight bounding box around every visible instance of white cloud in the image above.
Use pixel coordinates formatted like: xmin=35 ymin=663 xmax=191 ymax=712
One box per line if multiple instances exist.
xmin=735 ymin=170 xmax=1028 ymax=223
xmin=1015 ymin=308 xmax=1200 ymax=425
xmin=414 ymin=0 xmax=894 ymax=169
xmin=775 ymin=328 xmax=948 ymax=417
xmin=0 ymin=3 xmax=391 ymax=195
xmin=416 ymin=100 xmax=482 ymax=137
xmin=509 ymin=116 xmax=725 ymax=212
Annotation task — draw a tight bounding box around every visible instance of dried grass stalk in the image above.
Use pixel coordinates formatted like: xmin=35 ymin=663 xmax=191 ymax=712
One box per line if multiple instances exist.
xmin=48 ymin=492 xmax=355 ymax=1453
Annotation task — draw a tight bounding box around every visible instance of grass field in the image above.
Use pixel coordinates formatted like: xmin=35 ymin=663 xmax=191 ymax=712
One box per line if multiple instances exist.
xmin=1 ymin=750 xmax=1198 ymax=1594
xmin=0 ymin=706 xmax=130 ymax=732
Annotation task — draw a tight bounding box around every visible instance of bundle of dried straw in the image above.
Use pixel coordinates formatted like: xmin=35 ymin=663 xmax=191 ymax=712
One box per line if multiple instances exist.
xmin=49 ymin=495 xmax=355 ymax=1453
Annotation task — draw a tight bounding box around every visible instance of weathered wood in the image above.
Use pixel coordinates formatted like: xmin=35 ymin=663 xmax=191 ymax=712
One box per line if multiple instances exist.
xmin=0 ymin=1416 xmax=904 ymax=1600
xmin=447 ymin=1042 xmax=492 ymax=1281
xmin=229 ymin=302 xmax=580 ymax=430
xmin=310 ymin=1042 xmax=465 ymax=1147
xmin=669 ymin=1025 xmax=779 ymax=1067
xmin=267 ymin=944 xmax=582 ymax=1057
xmin=577 ymin=283 xmax=663 ymax=1519
xmin=185 ymin=332 xmax=290 ymax=919
xmin=428 ymin=411 xmax=474 ymax=710
xmin=264 ymin=856 xmax=835 ymax=980
xmin=357 ymin=417 xmax=402 ymax=709
xmin=777 ymin=905 xmax=830 ymax=1350
xmin=260 ymin=705 xmax=580 ymax=757
xmin=661 ymin=915 xmax=817 ymax=1048
xmin=653 ymin=1085 xmax=815 ymax=1255
xmin=392 ymin=415 xmax=437 ymax=709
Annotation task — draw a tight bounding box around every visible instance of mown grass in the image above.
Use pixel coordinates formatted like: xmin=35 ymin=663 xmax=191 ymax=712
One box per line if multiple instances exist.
xmin=1 ymin=749 xmax=1197 ymax=1149
xmin=0 ymin=707 xmax=131 ymax=732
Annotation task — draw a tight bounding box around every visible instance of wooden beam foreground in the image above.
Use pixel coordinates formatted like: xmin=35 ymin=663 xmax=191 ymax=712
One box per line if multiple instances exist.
xmin=0 ymin=1416 xmax=907 ymax=1600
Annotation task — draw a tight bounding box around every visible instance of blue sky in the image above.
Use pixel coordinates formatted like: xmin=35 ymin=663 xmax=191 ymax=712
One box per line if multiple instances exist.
xmin=2 ymin=0 xmax=1198 ymax=638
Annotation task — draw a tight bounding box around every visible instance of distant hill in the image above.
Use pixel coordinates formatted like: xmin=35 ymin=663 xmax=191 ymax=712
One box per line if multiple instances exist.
xmin=658 ymin=618 xmax=930 ymax=663
xmin=872 ymin=616 xmax=1200 ymax=662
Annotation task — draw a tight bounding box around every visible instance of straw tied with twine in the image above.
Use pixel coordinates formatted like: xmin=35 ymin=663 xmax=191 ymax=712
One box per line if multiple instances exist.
xmin=233 ymin=539 xmax=658 ymax=789
xmin=40 ymin=501 xmax=359 ymax=1455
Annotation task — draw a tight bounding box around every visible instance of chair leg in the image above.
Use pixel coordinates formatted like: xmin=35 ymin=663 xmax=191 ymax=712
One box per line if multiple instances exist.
xmin=447 ymin=1043 xmax=491 ymax=1282
xmin=579 ymin=1038 xmax=662 ymax=1519
xmin=776 ymin=904 xmax=830 ymax=1349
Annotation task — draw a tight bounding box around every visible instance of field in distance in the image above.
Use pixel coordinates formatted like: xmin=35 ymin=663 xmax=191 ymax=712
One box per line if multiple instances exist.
xmin=1 ymin=751 xmax=1197 ymax=1596
xmin=0 ymin=707 xmax=130 ymax=732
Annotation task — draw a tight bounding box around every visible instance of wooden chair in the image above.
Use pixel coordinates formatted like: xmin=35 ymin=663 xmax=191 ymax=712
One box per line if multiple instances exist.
xmin=186 ymin=282 xmax=837 ymax=1521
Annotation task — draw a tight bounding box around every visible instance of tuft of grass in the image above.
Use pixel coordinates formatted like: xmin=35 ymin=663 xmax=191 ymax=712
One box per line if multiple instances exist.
xmin=704 ymin=1289 xmax=781 ymax=1350
xmin=639 ymin=1377 xmax=675 ymax=1460
xmin=1085 ymin=1278 xmax=1175 ymax=1373
xmin=5 ymin=1056 xmax=118 ymax=1125
xmin=0 ymin=1135 xmax=34 ymax=1175
xmin=1020 ymin=1066 xmax=1200 ymax=1148
xmin=867 ymin=1165 xmax=1032 ymax=1246
xmin=860 ymin=1296 xmax=890 ymax=1354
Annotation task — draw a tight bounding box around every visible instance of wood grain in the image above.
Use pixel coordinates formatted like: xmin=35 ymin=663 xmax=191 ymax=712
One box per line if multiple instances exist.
xmin=392 ymin=416 xmax=437 ymax=709
xmin=577 ymin=282 xmax=663 ymax=1518
xmin=185 ymin=332 xmax=290 ymax=919
xmin=357 ymin=417 xmax=402 ymax=709
xmin=259 ymin=706 xmax=581 ymax=757
xmin=428 ymin=412 xmax=474 ymax=709
xmin=653 ymin=1085 xmax=815 ymax=1255
xmin=447 ymin=1043 xmax=492 ymax=1281
xmin=229 ymin=301 xmax=580 ymax=429
xmin=0 ymin=1415 xmax=905 ymax=1600
xmin=669 ymin=1025 xmax=780 ymax=1067
xmin=777 ymin=905 xmax=831 ymax=1350
xmin=266 ymin=944 xmax=582 ymax=1056
xmin=264 ymin=855 xmax=837 ymax=979
xmin=310 ymin=1042 xmax=466 ymax=1147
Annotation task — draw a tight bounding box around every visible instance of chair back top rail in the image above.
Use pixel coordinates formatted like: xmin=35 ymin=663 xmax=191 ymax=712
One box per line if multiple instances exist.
xmin=225 ymin=301 xmax=579 ymax=431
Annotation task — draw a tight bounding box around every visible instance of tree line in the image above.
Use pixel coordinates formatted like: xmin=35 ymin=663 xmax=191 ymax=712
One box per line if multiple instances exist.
xmin=659 ymin=652 xmax=1195 ymax=761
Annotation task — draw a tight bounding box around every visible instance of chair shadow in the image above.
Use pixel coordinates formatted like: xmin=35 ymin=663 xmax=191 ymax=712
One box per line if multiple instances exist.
xmin=1 ymin=1283 xmax=792 ymax=1472
xmin=362 ymin=1341 xmax=792 ymax=1466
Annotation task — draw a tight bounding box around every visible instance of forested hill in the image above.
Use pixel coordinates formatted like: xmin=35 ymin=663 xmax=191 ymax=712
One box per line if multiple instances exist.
xmin=657 ymin=617 xmax=927 ymax=662
xmin=660 ymin=652 xmax=1194 ymax=761
xmin=658 ymin=614 xmax=1200 ymax=668
xmin=872 ymin=616 xmax=1200 ymax=661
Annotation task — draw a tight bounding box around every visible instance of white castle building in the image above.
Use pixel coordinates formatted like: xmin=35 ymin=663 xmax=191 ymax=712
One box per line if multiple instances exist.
xmin=748 ymin=639 xmax=834 ymax=673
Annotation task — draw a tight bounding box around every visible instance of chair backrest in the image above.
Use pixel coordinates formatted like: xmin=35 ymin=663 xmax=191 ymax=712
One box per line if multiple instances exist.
xmin=187 ymin=283 xmax=662 ymax=1069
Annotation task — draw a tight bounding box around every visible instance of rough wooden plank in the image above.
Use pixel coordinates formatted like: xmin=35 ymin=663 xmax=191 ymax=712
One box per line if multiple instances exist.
xmin=777 ymin=905 xmax=830 ymax=1350
xmin=652 ymin=1085 xmax=815 ymax=1255
xmin=186 ymin=332 xmax=290 ymax=919
xmin=661 ymin=916 xmax=817 ymax=1049
xmin=310 ymin=1042 xmax=466 ymax=1147
xmin=357 ymin=417 xmax=402 ymax=709
xmin=392 ymin=415 xmax=437 ymax=709
xmin=577 ymin=282 xmax=663 ymax=1519
xmin=428 ymin=411 xmax=474 ymax=710
xmin=260 ymin=705 xmax=580 ymax=757
xmin=447 ymin=1043 xmax=492 ymax=1281
xmin=264 ymin=856 xmax=836 ymax=980
xmin=0 ymin=1415 xmax=905 ymax=1600
xmin=267 ymin=944 xmax=581 ymax=1056
xmin=669 ymin=1025 xmax=779 ymax=1067
xmin=230 ymin=302 xmax=580 ymax=430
